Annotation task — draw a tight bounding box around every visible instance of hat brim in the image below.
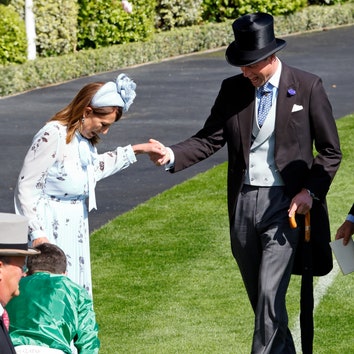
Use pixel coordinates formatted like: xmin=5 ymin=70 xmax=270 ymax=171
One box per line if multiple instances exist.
xmin=226 ymin=38 xmax=286 ymax=67
xmin=0 ymin=248 xmax=40 ymax=256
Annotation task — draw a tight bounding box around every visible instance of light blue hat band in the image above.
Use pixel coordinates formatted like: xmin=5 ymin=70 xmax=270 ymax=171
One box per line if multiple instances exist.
xmin=91 ymin=82 xmax=124 ymax=108
xmin=90 ymin=73 xmax=136 ymax=112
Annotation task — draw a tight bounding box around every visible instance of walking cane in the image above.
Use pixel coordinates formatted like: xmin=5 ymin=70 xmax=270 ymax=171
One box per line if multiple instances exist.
xmin=289 ymin=212 xmax=313 ymax=354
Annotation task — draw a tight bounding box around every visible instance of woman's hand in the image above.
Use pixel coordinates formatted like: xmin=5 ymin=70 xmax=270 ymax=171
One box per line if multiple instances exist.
xmin=132 ymin=139 xmax=166 ymax=155
xmin=147 ymin=139 xmax=171 ymax=165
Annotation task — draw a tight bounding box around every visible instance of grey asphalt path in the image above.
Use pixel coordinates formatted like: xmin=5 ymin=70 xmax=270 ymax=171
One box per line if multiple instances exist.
xmin=1 ymin=25 xmax=353 ymax=232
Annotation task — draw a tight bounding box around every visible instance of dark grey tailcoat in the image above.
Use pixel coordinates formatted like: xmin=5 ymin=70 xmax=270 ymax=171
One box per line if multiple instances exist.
xmin=169 ymin=62 xmax=342 ymax=276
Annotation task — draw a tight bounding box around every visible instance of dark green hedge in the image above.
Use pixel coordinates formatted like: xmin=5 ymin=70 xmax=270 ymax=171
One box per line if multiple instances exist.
xmin=0 ymin=3 xmax=353 ymax=97
xmin=202 ymin=0 xmax=307 ymax=22
xmin=77 ymin=0 xmax=156 ymax=50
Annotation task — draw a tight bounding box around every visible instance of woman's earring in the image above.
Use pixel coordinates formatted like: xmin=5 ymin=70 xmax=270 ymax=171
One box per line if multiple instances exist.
xmin=82 ymin=117 xmax=85 ymax=123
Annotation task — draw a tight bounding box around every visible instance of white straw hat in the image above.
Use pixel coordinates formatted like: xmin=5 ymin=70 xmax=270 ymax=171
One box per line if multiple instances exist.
xmin=0 ymin=213 xmax=40 ymax=256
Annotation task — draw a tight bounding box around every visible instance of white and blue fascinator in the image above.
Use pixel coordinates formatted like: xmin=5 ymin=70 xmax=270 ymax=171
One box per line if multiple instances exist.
xmin=91 ymin=73 xmax=136 ymax=112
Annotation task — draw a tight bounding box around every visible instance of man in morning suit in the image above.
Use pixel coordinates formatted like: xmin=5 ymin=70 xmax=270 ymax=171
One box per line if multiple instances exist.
xmin=149 ymin=12 xmax=342 ymax=354
xmin=0 ymin=213 xmax=40 ymax=354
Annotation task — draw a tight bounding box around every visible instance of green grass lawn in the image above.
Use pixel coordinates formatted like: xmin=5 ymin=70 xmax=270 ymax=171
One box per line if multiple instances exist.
xmin=90 ymin=114 xmax=354 ymax=354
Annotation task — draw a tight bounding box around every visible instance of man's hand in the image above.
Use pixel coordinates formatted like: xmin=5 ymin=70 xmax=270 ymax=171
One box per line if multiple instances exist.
xmin=288 ymin=188 xmax=313 ymax=218
xmin=148 ymin=139 xmax=171 ymax=166
xmin=335 ymin=220 xmax=354 ymax=245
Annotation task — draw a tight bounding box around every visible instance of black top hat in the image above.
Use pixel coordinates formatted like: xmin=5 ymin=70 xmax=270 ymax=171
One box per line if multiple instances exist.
xmin=226 ymin=13 xmax=286 ymax=67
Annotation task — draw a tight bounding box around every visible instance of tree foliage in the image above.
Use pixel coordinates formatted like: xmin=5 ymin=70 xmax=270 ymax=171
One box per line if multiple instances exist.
xmin=77 ymin=0 xmax=156 ymax=50
xmin=0 ymin=4 xmax=27 ymax=64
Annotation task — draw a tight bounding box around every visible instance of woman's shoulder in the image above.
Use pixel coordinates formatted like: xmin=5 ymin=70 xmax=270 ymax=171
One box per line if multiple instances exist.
xmin=45 ymin=120 xmax=66 ymax=132
xmin=34 ymin=121 xmax=67 ymax=140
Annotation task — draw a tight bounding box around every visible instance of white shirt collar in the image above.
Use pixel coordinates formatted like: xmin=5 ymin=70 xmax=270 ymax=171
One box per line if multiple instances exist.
xmin=268 ymin=57 xmax=282 ymax=90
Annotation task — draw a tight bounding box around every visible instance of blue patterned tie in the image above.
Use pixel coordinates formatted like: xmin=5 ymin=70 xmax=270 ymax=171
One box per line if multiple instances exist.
xmin=257 ymin=82 xmax=273 ymax=127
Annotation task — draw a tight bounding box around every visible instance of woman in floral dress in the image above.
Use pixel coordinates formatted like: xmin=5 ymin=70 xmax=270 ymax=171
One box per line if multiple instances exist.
xmin=14 ymin=74 xmax=163 ymax=295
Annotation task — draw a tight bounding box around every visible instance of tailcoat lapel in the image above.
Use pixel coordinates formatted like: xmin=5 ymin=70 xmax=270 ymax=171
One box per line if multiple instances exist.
xmin=238 ymin=92 xmax=255 ymax=165
xmin=236 ymin=64 xmax=300 ymax=167
xmin=275 ymin=64 xmax=299 ymax=145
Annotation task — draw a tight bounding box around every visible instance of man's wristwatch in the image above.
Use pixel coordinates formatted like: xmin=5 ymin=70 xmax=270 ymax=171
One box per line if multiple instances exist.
xmin=306 ymin=189 xmax=318 ymax=200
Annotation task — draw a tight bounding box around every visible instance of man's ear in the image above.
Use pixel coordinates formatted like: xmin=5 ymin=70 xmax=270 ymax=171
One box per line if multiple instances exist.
xmin=0 ymin=261 xmax=5 ymax=278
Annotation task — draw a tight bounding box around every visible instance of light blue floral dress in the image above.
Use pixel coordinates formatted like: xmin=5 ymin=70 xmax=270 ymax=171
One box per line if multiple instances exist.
xmin=15 ymin=121 xmax=136 ymax=294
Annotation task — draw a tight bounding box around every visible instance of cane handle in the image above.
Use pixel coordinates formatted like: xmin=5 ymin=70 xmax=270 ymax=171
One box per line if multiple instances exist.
xmin=289 ymin=215 xmax=297 ymax=229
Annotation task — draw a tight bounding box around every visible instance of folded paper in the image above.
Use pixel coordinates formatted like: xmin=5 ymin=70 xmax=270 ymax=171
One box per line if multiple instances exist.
xmin=330 ymin=238 xmax=354 ymax=275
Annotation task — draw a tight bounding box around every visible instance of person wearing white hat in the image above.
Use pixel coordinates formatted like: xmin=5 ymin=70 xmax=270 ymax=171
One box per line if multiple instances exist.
xmin=0 ymin=213 xmax=40 ymax=354
xmin=14 ymin=73 xmax=164 ymax=295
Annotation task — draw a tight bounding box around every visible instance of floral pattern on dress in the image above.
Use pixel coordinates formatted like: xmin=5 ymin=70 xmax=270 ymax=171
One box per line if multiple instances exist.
xmin=15 ymin=121 xmax=137 ymax=295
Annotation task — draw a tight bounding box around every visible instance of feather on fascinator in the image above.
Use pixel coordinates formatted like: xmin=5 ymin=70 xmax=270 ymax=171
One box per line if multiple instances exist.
xmin=91 ymin=73 xmax=136 ymax=112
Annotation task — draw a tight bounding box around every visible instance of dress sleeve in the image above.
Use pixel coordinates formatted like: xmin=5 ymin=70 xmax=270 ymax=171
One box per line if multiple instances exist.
xmin=93 ymin=144 xmax=137 ymax=182
xmin=14 ymin=123 xmax=62 ymax=241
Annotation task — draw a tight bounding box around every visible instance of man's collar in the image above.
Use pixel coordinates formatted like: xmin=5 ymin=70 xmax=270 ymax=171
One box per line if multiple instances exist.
xmin=268 ymin=57 xmax=282 ymax=89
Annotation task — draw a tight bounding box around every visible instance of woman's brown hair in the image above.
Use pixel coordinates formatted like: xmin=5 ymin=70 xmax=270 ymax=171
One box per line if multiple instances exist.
xmin=49 ymin=82 xmax=123 ymax=145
